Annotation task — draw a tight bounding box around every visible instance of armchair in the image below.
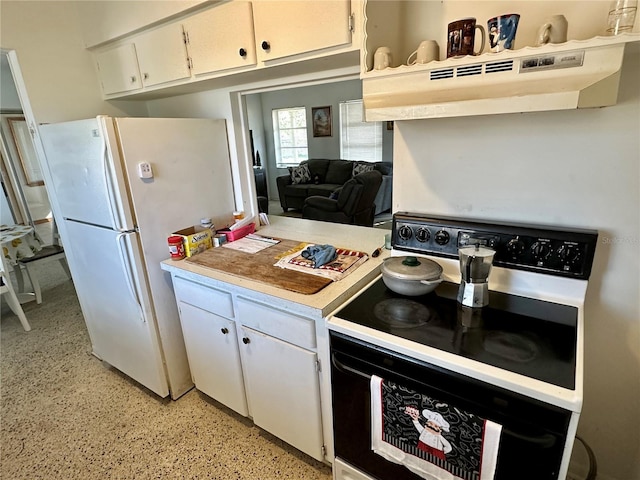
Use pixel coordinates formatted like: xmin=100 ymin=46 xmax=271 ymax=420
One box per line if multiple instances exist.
xmin=302 ymin=170 xmax=383 ymax=227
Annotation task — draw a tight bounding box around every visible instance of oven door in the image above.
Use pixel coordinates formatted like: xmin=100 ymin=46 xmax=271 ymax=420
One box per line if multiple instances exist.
xmin=330 ymin=331 xmax=572 ymax=480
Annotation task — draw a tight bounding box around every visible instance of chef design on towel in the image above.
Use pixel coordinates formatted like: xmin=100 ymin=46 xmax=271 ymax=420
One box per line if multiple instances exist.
xmin=405 ymin=407 xmax=452 ymax=459
xmin=370 ymin=375 xmax=502 ymax=480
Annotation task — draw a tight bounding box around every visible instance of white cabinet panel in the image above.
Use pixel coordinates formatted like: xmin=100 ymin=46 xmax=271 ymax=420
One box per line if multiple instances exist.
xmin=240 ymin=326 xmax=324 ymax=461
xmin=252 ymin=0 xmax=352 ymax=62
xmin=135 ymin=22 xmax=191 ymax=87
xmin=178 ymin=302 xmax=248 ymax=416
xmin=95 ymin=44 xmax=142 ymax=95
xmin=184 ymin=1 xmax=257 ymax=75
xmin=173 ymin=276 xmax=234 ymax=319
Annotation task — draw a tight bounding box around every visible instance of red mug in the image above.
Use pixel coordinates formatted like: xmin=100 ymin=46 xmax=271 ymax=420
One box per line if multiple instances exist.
xmin=447 ymin=18 xmax=486 ymax=58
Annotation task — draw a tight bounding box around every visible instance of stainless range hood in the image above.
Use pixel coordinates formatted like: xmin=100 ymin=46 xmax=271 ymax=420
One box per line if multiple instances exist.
xmin=362 ymin=34 xmax=639 ymax=120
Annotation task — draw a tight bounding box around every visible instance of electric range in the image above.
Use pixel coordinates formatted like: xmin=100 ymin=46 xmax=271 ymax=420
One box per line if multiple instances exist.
xmin=327 ymin=212 xmax=598 ymax=480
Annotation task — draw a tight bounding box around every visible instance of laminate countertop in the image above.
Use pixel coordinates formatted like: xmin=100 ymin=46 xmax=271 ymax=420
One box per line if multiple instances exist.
xmin=161 ymin=215 xmax=390 ymax=319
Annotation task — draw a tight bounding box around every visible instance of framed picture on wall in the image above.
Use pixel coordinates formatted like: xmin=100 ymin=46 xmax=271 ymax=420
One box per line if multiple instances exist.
xmin=7 ymin=117 xmax=44 ymax=186
xmin=312 ymin=106 xmax=332 ymax=137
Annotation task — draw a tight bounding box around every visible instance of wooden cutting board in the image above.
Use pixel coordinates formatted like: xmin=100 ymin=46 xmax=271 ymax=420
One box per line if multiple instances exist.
xmin=185 ymin=239 xmax=333 ymax=295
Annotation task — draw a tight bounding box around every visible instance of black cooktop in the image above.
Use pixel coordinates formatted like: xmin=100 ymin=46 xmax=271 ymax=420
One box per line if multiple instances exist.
xmin=336 ymin=279 xmax=578 ymax=389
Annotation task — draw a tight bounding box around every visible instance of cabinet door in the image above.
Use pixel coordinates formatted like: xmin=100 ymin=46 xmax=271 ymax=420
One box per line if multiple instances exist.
xmin=95 ymin=44 xmax=142 ymax=95
xmin=252 ymin=0 xmax=352 ymax=62
xmin=135 ymin=22 xmax=191 ymax=87
xmin=184 ymin=1 xmax=257 ymax=75
xmin=240 ymin=326 xmax=324 ymax=461
xmin=179 ymin=302 xmax=249 ymax=416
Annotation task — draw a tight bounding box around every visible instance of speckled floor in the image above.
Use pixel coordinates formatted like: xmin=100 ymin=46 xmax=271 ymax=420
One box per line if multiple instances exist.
xmin=1 ymin=261 xmax=332 ymax=480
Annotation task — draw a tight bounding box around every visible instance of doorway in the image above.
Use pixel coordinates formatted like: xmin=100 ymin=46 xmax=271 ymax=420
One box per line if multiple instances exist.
xmin=0 ymin=50 xmax=53 ymax=242
xmin=238 ymin=78 xmax=393 ymax=228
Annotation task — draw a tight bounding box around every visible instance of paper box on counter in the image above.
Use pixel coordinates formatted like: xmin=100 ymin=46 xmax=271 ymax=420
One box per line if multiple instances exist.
xmin=172 ymin=226 xmax=213 ymax=257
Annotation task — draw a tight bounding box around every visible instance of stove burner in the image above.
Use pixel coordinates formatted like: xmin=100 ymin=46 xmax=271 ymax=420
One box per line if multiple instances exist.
xmin=373 ymin=299 xmax=432 ymax=329
xmin=483 ymin=332 xmax=539 ymax=363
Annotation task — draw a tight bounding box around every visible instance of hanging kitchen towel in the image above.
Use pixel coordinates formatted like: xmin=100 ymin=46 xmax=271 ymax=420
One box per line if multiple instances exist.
xmin=371 ymin=375 xmax=502 ymax=480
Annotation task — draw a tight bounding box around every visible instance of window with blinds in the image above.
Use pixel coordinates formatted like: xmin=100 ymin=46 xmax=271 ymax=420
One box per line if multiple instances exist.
xmin=272 ymin=107 xmax=309 ymax=167
xmin=339 ymin=100 xmax=382 ymax=162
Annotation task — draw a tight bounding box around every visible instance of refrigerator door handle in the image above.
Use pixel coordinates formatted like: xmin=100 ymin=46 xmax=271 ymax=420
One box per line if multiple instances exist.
xmin=102 ymin=139 xmax=121 ymax=231
xmin=116 ymin=232 xmax=146 ymax=323
xmin=102 ymin=133 xmax=129 ymax=233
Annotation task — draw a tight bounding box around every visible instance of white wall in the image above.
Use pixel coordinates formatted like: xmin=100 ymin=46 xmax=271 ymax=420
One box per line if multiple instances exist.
xmin=75 ymin=0 xmax=206 ymax=47
xmin=0 ymin=1 xmax=147 ymax=124
xmin=393 ymin=45 xmax=640 ymax=480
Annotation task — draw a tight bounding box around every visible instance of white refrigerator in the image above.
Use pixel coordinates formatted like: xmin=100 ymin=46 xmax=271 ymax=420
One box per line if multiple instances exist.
xmin=39 ymin=116 xmax=237 ymax=399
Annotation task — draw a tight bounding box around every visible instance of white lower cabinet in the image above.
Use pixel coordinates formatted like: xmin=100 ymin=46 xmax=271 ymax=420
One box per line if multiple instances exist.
xmin=178 ymin=302 xmax=248 ymax=416
xmin=171 ymin=275 xmax=325 ymax=462
xmin=239 ymin=325 xmax=324 ymax=461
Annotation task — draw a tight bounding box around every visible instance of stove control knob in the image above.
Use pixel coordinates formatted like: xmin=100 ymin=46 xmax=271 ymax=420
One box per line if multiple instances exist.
xmin=434 ymin=230 xmax=450 ymax=245
xmin=398 ymin=225 xmax=413 ymax=240
xmin=531 ymin=241 xmax=551 ymax=262
xmin=416 ymin=227 xmax=431 ymax=243
xmin=558 ymin=244 xmax=581 ymax=267
xmin=506 ymin=237 xmax=525 ymax=259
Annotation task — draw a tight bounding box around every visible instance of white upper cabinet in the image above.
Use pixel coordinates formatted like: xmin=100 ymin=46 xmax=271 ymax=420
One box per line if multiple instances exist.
xmin=135 ymin=22 xmax=191 ymax=87
xmin=252 ymin=0 xmax=353 ymax=62
xmin=95 ymin=44 xmax=142 ymax=95
xmin=92 ymin=0 xmax=359 ymax=98
xmin=184 ymin=1 xmax=257 ymax=75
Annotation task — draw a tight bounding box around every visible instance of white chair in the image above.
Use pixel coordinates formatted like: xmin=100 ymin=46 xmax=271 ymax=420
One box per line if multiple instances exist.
xmin=18 ymin=220 xmax=71 ymax=304
xmin=1 ymin=255 xmax=31 ymax=331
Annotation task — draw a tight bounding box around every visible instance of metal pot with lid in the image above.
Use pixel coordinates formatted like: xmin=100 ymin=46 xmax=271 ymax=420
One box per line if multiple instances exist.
xmin=381 ymin=256 xmax=443 ymax=296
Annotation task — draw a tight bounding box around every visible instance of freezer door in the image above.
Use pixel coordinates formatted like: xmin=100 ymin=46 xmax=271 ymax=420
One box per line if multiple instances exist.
xmin=114 ymin=117 xmax=236 ymax=233
xmin=40 ymin=117 xmax=133 ymax=230
xmin=65 ymin=219 xmax=169 ymax=397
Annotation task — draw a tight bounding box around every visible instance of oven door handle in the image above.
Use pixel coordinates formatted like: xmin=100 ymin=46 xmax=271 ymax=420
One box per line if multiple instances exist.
xmin=331 ymin=353 xmax=372 ymax=380
xmin=502 ymin=428 xmax=557 ymax=449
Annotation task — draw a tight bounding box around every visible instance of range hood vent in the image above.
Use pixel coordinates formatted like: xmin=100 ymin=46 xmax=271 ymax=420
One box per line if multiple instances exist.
xmin=456 ymin=64 xmax=483 ymax=77
xmin=430 ymin=68 xmax=454 ymax=80
xmin=363 ymin=35 xmax=638 ymax=120
xmin=485 ymin=60 xmax=514 ymax=74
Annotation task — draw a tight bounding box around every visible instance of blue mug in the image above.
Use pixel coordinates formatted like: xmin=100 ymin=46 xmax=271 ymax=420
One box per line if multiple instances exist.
xmin=488 ymin=14 xmax=520 ymax=52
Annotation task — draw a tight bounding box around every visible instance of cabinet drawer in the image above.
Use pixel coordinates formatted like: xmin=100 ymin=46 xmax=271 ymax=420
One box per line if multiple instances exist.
xmin=173 ymin=276 xmax=234 ymax=319
xmin=236 ymin=297 xmax=316 ymax=350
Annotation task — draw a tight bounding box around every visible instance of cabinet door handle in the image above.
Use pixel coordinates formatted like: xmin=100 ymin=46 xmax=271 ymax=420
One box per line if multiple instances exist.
xmin=239 ymin=47 xmax=247 ymax=57
xmin=143 ymin=72 xmax=149 ymax=80
xmin=221 ymin=328 xmax=229 ymax=335
xmin=242 ymin=337 xmax=250 ymax=344
xmin=261 ymin=41 xmax=270 ymax=51
xmin=130 ymin=76 xmax=137 ymax=83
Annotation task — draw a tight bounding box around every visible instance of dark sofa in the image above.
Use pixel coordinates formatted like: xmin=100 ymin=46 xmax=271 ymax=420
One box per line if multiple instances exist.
xmin=276 ymin=159 xmax=392 ymax=214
